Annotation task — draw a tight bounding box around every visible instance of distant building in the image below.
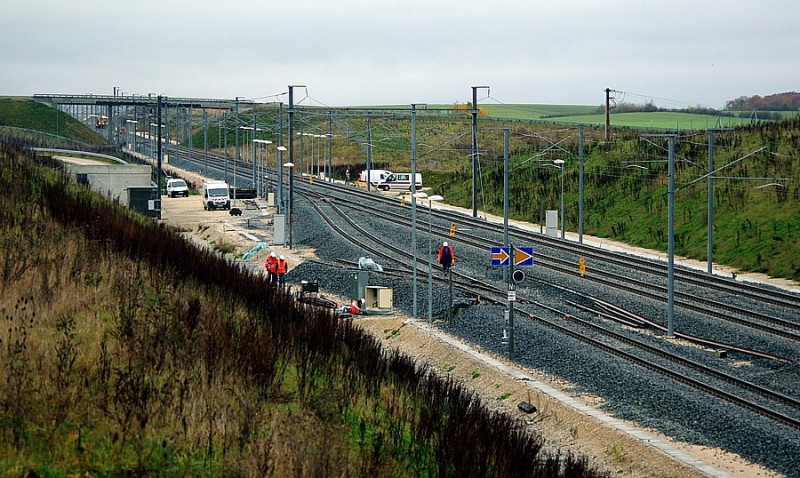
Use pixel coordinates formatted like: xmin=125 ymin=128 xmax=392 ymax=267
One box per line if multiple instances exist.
xmin=57 ymin=155 xmax=153 ymax=207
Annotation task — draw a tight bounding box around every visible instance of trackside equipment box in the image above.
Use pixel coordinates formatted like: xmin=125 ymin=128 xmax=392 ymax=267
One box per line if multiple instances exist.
xmin=349 ymin=270 xmax=369 ymax=300
xmin=365 ymin=286 xmax=393 ymax=309
xmin=128 ymin=187 xmax=159 ymax=218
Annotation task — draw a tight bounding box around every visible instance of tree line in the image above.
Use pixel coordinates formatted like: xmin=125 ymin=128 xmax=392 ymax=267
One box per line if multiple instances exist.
xmin=725 ymin=91 xmax=800 ymax=111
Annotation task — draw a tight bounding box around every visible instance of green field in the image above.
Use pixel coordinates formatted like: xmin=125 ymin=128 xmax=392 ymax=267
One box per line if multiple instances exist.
xmin=481 ymin=104 xmax=793 ymax=130
xmin=480 ymin=104 xmax=782 ymax=130
xmin=544 ymin=111 xmax=767 ymax=130
xmin=482 ymin=103 xmax=600 ymax=119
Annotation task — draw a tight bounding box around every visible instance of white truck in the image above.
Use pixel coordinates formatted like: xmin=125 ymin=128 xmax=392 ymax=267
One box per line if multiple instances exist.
xmin=359 ymin=169 xmax=392 ymax=185
xmin=202 ymin=180 xmax=231 ymax=210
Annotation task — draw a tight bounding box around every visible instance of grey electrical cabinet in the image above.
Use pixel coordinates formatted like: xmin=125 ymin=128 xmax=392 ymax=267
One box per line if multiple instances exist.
xmin=546 ymin=210 xmax=558 ymax=238
xmin=273 ymin=214 xmax=285 ymax=245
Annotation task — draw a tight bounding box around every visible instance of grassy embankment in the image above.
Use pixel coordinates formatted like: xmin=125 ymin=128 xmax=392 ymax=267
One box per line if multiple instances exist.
xmin=0 ymin=98 xmax=107 ymax=146
xmin=0 ymin=137 xmax=605 ymax=476
xmin=435 ymin=119 xmax=800 ymax=281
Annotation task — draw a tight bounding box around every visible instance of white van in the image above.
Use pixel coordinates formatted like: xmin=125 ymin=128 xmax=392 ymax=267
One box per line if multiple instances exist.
xmin=202 ymin=180 xmax=231 ymax=210
xmin=166 ymin=178 xmax=189 ymax=198
xmin=359 ymin=169 xmax=392 ymax=185
xmin=376 ymin=173 xmax=422 ymax=191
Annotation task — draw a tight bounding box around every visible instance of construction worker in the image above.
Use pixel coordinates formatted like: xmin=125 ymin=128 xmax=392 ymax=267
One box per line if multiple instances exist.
xmin=437 ymin=241 xmax=455 ymax=273
xmin=277 ymin=255 xmax=288 ymax=285
xmin=349 ymin=298 xmax=365 ymax=315
xmin=265 ymin=252 xmax=278 ymax=283
xmin=345 ymin=168 xmax=351 ymax=184
xmin=349 ymin=299 xmax=361 ymax=315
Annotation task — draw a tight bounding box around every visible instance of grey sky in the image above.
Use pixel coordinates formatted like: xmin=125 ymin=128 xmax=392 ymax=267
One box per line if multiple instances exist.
xmin=3 ymin=0 xmax=798 ymax=109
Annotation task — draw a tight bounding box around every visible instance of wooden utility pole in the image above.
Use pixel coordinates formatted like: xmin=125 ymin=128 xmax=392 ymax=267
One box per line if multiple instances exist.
xmin=604 ymin=87 xmax=612 ymax=141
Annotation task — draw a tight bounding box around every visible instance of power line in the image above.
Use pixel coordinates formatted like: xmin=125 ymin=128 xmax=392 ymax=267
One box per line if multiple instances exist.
xmin=613 ymin=90 xmax=716 ymax=109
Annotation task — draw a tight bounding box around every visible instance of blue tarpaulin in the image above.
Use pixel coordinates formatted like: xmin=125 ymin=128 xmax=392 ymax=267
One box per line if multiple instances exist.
xmin=242 ymin=242 xmax=269 ymax=260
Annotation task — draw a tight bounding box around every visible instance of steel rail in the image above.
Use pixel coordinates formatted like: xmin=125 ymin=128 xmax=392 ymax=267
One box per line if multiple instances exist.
xmin=306 ymin=190 xmax=800 ymax=431
xmin=293 ymin=181 xmax=799 ymax=343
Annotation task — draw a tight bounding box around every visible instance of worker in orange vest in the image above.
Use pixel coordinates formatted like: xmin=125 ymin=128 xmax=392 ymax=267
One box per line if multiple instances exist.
xmin=437 ymin=241 xmax=455 ymax=273
xmin=277 ymin=255 xmax=288 ymax=285
xmin=265 ymin=252 xmax=278 ymax=283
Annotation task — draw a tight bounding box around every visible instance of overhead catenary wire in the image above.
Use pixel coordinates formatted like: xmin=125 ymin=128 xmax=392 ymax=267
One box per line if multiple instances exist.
xmin=249 ymin=91 xmax=288 ymax=101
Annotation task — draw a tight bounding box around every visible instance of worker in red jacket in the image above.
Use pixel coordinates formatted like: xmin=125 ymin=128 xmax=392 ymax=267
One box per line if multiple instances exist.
xmin=437 ymin=241 xmax=455 ymax=273
xmin=265 ymin=252 xmax=278 ymax=283
xmin=277 ymin=255 xmax=288 ymax=285
xmin=349 ymin=299 xmax=361 ymax=315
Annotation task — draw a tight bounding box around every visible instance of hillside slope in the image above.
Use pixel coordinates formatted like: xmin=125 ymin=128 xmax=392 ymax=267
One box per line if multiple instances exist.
xmin=434 ymin=118 xmax=800 ymax=282
xmin=0 ymin=98 xmax=107 ymax=145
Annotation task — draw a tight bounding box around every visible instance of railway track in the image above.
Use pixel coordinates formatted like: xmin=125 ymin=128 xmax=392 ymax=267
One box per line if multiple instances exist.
xmin=149 ymin=146 xmax=800 ymax=347
xmin=149 ymin=143 xmax=800 ymax=318
xmin=293 ymin=179 xmax=800 ymax=344
xmin=289 ymin=169 xmax=799 ymax=308
xmin=300 ymin=188 xmax=800 ymax=432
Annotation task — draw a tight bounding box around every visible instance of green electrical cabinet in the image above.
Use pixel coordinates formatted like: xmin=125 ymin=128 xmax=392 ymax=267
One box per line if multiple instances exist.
xmin=128 ymin=187 xmax=160 ymax=218
xmin=349 ymin=269 xmax=369 ymax=301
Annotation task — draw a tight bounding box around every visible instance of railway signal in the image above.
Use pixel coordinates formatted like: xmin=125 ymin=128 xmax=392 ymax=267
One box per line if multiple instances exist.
xmin=490 ymin=244 xmax=534 ymax=361
xmin=490 ymin=246 xmax=534 ymax=267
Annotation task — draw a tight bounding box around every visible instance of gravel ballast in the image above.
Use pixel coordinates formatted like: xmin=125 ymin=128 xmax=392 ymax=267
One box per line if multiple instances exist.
xmin=281 ymin=188 xmax=800 ymax=478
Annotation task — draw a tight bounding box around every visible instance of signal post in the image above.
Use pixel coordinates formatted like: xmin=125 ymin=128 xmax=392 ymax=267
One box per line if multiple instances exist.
xmin=491 ymin=244 xmax=534 ymax=360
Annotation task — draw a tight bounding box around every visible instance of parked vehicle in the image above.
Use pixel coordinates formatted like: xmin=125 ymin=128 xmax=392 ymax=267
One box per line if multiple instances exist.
xmin=166 ymin=178 xmax=189 ymax=197
xmin=376 ymin=172 xmax=422 ymax=191
xmin=359 ymin=169 xmax=392 ymax=185
xmin=202 ymin=180 xmax=231 ymax=210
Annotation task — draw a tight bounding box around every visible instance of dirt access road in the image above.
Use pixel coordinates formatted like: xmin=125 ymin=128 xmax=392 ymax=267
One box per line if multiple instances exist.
xmin=159 ymin=191 xmax=781 ymax=478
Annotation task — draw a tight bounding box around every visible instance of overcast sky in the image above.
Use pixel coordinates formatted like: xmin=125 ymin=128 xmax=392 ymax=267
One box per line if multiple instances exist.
xmin=3 ymin=1 xmax=798 ymax=109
